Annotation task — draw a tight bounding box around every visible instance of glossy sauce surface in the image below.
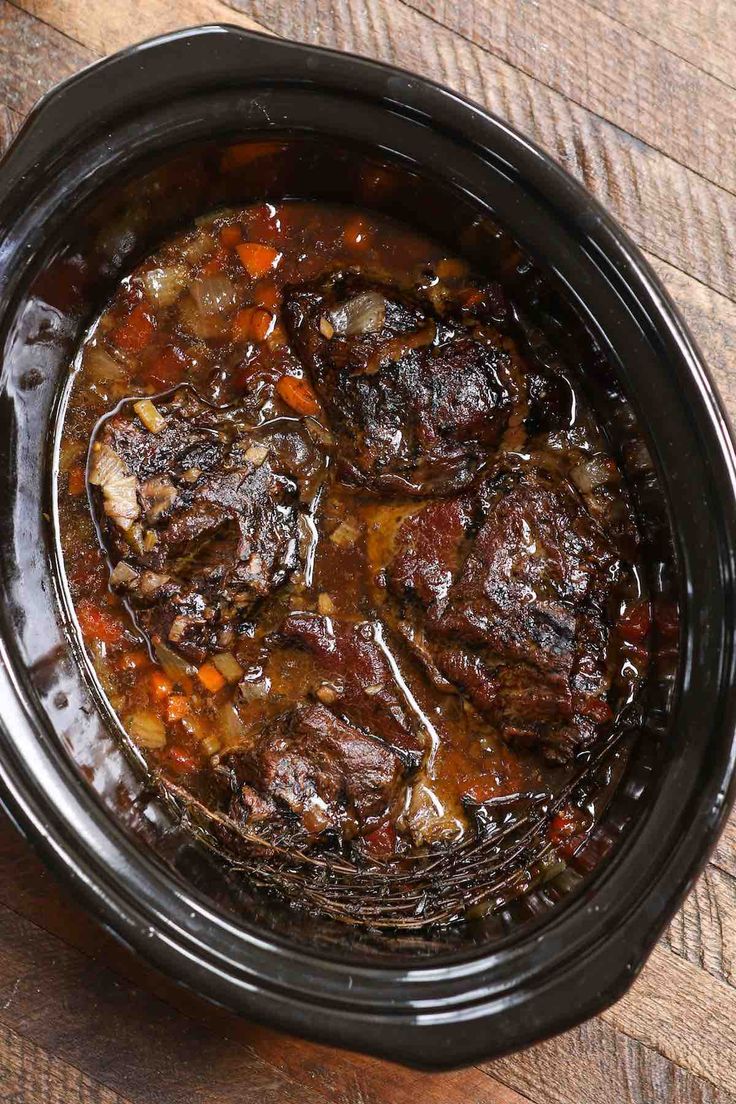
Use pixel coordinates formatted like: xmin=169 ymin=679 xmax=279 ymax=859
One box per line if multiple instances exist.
xmin=58 ymin=199 xmax=651 ymax=887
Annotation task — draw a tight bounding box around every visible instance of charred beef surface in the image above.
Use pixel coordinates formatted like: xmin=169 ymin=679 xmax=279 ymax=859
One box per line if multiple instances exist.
xmin=89 ymin=386 xmax=324 ymax=662
xmin=60 ymin=198 xmax=652 ymax=920
xmin=218 ymin=702 xmax=404 ymax=839
xmin=275 ymin=612 xmax=426 ymax=764
xmin=283 ymin=271 xmax=527 ymax=495
xmin=388 ymin=465 xmax=624 ymax=762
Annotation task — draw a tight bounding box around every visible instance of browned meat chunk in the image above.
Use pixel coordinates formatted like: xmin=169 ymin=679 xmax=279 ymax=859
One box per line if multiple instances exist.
xmin=89 ymin=386 xmax=324 ymax=662
xmin=387 ymin=497 xmax=473 ymax=610
xmin=387 ymin=466 xmax=621 ymax=762
xmin=283 ymin=271 xmax=526 ymax=495
xmin=218 ymin=703 xmax=403 ymax=838
xmin=276 ymin=612 xmax=426 ymax=764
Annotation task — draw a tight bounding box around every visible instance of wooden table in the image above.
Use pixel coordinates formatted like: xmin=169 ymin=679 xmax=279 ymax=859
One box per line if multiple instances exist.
xmin=1 ymin=1 xmax=735 ymax=1100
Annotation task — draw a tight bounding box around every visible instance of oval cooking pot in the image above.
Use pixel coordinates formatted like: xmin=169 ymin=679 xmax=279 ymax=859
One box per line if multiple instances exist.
xmin=0 ymin=25 xmax=735 ymax=1069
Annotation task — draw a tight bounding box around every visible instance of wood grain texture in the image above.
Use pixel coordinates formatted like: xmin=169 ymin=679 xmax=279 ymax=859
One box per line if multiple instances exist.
xmin=408 ymin=0 xmax=736 ymax=195
xmin=714 ymin=814 xmax=736 ymax=878
xmin=0 ymin=102 xmax=21 ymax=154
xmin=0 ymin=1022 xmax=133 ymax=1104
xmin=0 ymin=1 xmax=92 ymax=115
xmin=665 ymin=864 xmax=736 ymax=987
xmin=488 ymin=1015 xmax=735 ymax=1104
xmin=232 ymin=0 xmax=736 ymax=300
xmin=0 ymin=821 xmax=527 ymax=1104
xmin=0 ymin=901 xmax=335 ymax=1104
xmin=585 ymin=0 xmax=736 ymax=88
xmin=14 ymin=0 xmax=269 ymax=55
xmin=602 ymin=943 xmax=736 ymax=1093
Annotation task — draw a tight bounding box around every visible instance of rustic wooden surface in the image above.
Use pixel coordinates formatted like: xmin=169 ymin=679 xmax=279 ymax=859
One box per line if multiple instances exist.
xmin=0 ymin=0 xmax=735 ymax=1100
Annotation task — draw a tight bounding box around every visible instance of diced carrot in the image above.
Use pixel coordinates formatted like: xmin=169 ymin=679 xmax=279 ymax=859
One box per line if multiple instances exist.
xmin=146 ymin=345 xmax=185 ymax=389
xmin=276 ymin=374 xmax=321 ymax=416
xmin=148 ymin=669 xmax=174 ymax=701
xmin=166 ymin=695 xmax=190 ymax=723
xmin=254 ymin=281 xmax=280 ymax=311
xmin=232 ymin=306 xmax=273 ymax=343
xmin=219 ymin=225 xmax=242 ymax=248
xmin=343 ymin=216 xmax=370 ymax=249
xmin=76 ymin=600 xmax=126 ymax=647
xmin=67 ymin=466 xmax=86 ymax=496
xmin=236 ymin=242 xmax=280 ymax=278
xmin=197 ymin=662 xmax=226 ymax=693
xmin=362 ymin=821 xmax=397 ymax=859
xmin=220 ymin=141 xmax=285 ymax=172
xmin=117 ymin=649 xmax=150 ymax=671
xmin=167 ymin=745 xmax=199 ymax=774
xmin=110 ymin=303 xmax=155 ymax=354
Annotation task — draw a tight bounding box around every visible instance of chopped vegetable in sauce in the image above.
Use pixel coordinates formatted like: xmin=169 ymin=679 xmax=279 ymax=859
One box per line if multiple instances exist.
xmin=58 ymin=198 xmax=650 ymax=924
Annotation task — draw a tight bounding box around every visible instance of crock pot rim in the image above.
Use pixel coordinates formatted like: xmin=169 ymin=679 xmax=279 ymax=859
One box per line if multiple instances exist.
xmin=0 ymin=24 xmax=735 ymax=1069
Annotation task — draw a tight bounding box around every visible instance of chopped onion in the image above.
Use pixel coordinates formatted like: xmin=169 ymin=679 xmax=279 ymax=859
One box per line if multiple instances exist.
xmin=154 ymin=639 xmax=196 ymax=681
xmin=102 ymin=475 xmax=140 ymax=531
xmin=139 ymin=570 xmax=170 ymax=598
xmin=330 ymin=517 xmax=361 ymax=547
xmin=364 ymin=683 xmax=384 ymax=696
xmin=329 ymin=290 xmax=386 ymax=337
xmin=319 ymin=316 xmax=335 ymax=339
xmin=316 ymin=682 xmax=341 ymax=704
xmin=570 ymin=455 xmax=618 ymax=494
xmin=128 ymin=710 xmax=166 ymax=749
xmin=212 ymin=651 xmax=243 ymax=683
xmin=190 ymin=274 xmax=237 ymax=316
xmin=244 ymin=443 xmax=269 ymax=467
xmin=317 ymin=592 xmax=334 ymax=614
xmin=141 ymin=264 xmax=188 ymax=308
xmin=110 ymin=560 xmax=139 ymax=589
xmin=88 ymin=443 xmax=127 ymax=487
xmin=141 ymin=476 xmax=177 ymax=521
xmin=85 ymin=346 xmax=127 ymax=383
xmin=134 ymin=399 xmax=166 ymax=433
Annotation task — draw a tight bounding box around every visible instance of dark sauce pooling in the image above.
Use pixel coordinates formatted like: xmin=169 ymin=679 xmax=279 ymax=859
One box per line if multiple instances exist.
xmin=58 ymin=199 xmax=651 ymax=927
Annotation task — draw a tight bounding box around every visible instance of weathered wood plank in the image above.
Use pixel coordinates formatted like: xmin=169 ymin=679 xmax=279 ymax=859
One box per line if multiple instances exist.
xmin=601 ymin=942 xmax=736 ymax=1094
xmin=665 ymin=864 xmax=736 ymax=987
xmin=0 ymin=899 xmax=335 ymax=1104
xmin=408 ymin=0 xmax=736 ymax=195
xmin=8 ymin=0 xmax=736 ymax=301
xmin=0 ymin=1 xmax=93 ymax=115
xmin=585 ymin=0 xmax=734 ymax=88
xmin=488 ymin=1014 xmax=735 ymax=1104
xmin=14 ymin=0 xmax=269 ymax=56
xmin=713 ymin=814 xmax=736 ymax=878
xmin=236 ymin=0 xmax=736 ymax=301
xmin=0 ymin=1021 xmax=133 ymax=1104
xmin=0 ymin=101 xmax=21 ymax=155
xmin=0 ymin=819 xmax=529 ymax=1104
xmin=645 ymin=254 xmax=736 ymax=418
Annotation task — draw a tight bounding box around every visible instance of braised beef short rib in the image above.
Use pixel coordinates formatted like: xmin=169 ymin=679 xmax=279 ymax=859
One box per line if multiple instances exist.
xmin=89 ymin=386 xmax=324 ymax=663
xmin=283 ymin=271 xmax=526 ymax=495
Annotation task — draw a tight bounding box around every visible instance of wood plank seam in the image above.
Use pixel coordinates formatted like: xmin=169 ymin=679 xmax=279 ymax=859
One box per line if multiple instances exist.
xmin=396 ymin=0 xmax=736 ymax=202
xmin=8 ymin=0 xmax=736 ymax=302
xmin=578 ymin=0 xmax=736 ymax=92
